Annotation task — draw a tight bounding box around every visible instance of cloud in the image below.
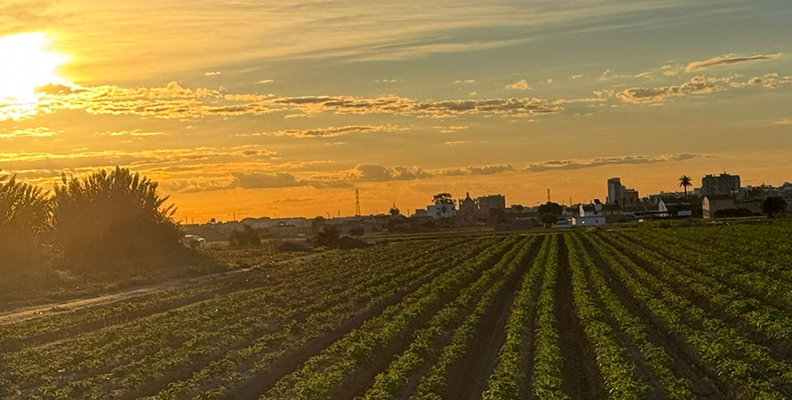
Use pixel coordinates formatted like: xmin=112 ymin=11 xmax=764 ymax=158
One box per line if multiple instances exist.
xmin=354 ymin=164 xmax=431 ymax=182
xmin=5 ymin=81 xmax=561 ymax=121
xmin=239 ymin=124 xmax=405 ymax=138
xmin=443 ymin=164 xmax=514 ymax=176
xmin=94 ymin=129 xmax=165 ymax=137
xmin=433 ymin=125 xmax=469 ymax=133
xmin=773 ymin=119 xmax=791 ymax=126
xmin=728 ymin=73 xmax=792 ymax=89
xmin=454 ymin=79 xmax=476 ymax=84
xmin=524 ymin=153 xmax=701 ymax=172
xmin=616 ymin=74 xmax=792 ymax=104
xmin=686 ymin=53 xmax=782 ymax=72
xmin=257 ymin=79 xmax=275 ymax=84
xmin=615 ymin=75 xmax=731 ymax=104
xmin=205 ymin=71 xmax=221 ymax=76
xmin=635 ymin=72 xmax=653 ymax=78
xmin=506 ymin=79 xmax=531 ymax=90
xmin=443 ymin=140 xmax=474 ymax=146
xmin=571 ymin=74 xmax=583 ymax=79
xmin=0 ymin=127 xmax=59 ymax=138
xmin=231 ymin=172 xmax=302 ymax=189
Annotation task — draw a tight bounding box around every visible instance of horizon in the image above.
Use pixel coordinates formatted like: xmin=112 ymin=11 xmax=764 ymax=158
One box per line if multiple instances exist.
xmin=2 ymin=0 xmax=791 ymax=222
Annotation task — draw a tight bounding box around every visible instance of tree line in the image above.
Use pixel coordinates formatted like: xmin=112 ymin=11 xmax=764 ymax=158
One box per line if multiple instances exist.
xmin=1 ymin=167 xmax=185 ymax=278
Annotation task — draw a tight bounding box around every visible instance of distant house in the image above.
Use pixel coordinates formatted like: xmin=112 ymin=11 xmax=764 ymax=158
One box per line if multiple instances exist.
xmin=575 ymin=201 xmax=607 ymax=226
xmin=658 ymin=199 xmax=694 ymax=218
xmin=181 ymin=234 xmax=206 ymax=249
xmin=427 ymin=202 xmax=456 ymax=219
xmin=571 ymin=215 xmax=605 ymax=227
xmin=703 ymin=195 xmax=734 ymax=219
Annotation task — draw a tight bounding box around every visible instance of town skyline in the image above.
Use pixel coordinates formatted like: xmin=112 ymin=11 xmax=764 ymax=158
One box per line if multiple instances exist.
xmin=2 ymin=0 xmax=791 ymax=221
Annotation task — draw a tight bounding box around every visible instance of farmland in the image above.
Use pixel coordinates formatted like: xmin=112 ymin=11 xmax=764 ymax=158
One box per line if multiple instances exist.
xmin=3 ymin=223 xmax=792 ymax=399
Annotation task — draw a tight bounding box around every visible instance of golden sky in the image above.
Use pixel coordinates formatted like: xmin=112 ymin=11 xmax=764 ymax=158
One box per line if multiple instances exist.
xmin=1 ymin=0 xmax=791 ymax=221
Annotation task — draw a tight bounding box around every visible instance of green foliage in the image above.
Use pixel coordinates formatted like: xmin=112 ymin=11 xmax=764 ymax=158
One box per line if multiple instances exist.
xmin=538 ymin=201 xmax=563 ymax=216
xmin=52 ymin=166 xmax=181 ymax=271
xmin=540 ymin=212 xmax=559 ymax=227
xmin=714 ymin=208 xmax=755 ymax=218
xmin=0 ymin=174 xmax=51 ymax=268
xmin=315 ymin=225 xmax=340 ymax=248
xmin=229 ymin=225 xmax=261 ymax=247
xmin=762 ymin=196 xmax=787 ymax=218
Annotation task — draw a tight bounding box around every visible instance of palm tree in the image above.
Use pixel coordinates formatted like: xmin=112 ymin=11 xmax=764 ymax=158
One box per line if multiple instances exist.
xmin=679 ymin=175 xmax=693 ymax=199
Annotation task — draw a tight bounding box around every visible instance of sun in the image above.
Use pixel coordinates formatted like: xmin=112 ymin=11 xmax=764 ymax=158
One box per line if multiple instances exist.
xmin=0 ymin=33 xmax=69 ymax=101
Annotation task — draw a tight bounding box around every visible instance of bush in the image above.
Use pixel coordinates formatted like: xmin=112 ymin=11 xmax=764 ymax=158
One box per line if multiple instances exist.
xmin=0 ymin=174 xmax=51 ymax=269
xmin=316 ymin=225 xmax=340 ymax=248
xmin=52 ymin=167 xmax=182 ymax=272
xmin=229 ymin=225 xmax=261 ymax=247
xmin=714 ymin=208 xmax=755 ymax=218
xmin=277 ymin=240 xmax=312 ymax=252
xmin=762 ymin=196 xmax=788 ymax=218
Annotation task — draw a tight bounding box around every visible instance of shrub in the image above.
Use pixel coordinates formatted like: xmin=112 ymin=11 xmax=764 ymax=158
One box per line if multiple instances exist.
xmin=0 ymin=174 xmax=51 ymax=269
xmin=52 ymin=167 xmax=182 ymax=272
xmin=316 ymin=225 xmax=340 ymax=248
xmin=762 ymin=196 xmax=788 ymax=218
xmin=229 ymin=225 xmax=261 ymax=247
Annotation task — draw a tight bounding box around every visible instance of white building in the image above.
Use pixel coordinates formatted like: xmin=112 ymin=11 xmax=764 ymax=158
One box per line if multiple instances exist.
xmin=427 ymin=202 xmax=456 ymax=219
xmin=571 ymin=215 xmax=605 ymax=227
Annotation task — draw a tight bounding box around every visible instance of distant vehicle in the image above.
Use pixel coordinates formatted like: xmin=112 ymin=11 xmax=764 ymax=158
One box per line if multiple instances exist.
xmin=181 ymin=234 xmax=207 ymax=249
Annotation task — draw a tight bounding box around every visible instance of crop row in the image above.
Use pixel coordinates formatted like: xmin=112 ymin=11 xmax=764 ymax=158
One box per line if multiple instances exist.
xmin=258 ymin=236 xmax=522 ymax=399
xmin=363 ymin=236 xmax=537 ymax=399
xmin=583 ymin=232 xmax=792 ymax=399
xmin=0 ymin=238 xmax=488 ymax=399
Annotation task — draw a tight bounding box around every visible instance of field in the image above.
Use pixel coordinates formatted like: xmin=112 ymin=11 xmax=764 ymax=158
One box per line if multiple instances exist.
xmin=2 ymin=223 xmax=792 ymax=399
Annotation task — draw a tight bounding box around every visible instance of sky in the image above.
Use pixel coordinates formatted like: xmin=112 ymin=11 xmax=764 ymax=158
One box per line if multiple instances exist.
xmin=1 ymin=0 xmax=791 ymax=221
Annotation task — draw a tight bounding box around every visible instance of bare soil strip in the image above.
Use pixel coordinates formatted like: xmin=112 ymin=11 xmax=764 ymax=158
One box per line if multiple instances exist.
xmin=555 ymin=235 xmax=607 ymax=399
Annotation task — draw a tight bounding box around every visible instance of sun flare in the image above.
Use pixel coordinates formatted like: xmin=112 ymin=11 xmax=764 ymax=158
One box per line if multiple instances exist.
xmin=0 ymin=32 xmax=69 ymax=101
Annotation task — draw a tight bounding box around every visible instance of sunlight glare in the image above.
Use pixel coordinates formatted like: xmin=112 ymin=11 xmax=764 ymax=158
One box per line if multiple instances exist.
xmin=0 ymin=32 xmax=69 ymax=101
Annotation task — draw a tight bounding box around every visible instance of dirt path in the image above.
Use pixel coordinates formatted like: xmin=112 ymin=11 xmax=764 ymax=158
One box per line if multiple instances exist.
xmin=555 ymin=235 xmax=607 ymax=399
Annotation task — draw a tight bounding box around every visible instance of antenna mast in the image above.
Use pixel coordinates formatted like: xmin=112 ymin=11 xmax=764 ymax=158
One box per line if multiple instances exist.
xmin=355 ymin=189 xmax=361 ymax=217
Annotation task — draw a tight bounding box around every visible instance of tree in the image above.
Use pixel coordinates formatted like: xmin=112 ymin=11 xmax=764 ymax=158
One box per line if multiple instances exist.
xmin=432 ymin=193 xmax=454 ymax=205
xmin=229 ymin=225 xmax=261 ymax=247
xmin=316 ymin=225 xmax=340 ymax=248
xmin=389 ymin=207 xmax=400 ymax=217
xmin=538 ymin=201 xmax=563 ymax=216
xmin=762 ymin=196 xmax=788 ymax=218
xmin=540 ymin=213 xmax=559 ymax=228
xmin=349 ymin=226 xmax=365 ymax=237
xmin=52 ymin=167 xmax=181 ymax=271
xmin=679 ymin=175 xmax=693 ymax=199
xmin=0 ymin=174 xmax=51 ymax=268
xmin=311 ymin=216 xmax=325 ymax=233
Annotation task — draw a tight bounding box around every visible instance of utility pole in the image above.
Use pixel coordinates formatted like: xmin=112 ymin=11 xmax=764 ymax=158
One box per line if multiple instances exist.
xmin=355 ymin=189 xmax=361 ymax=217
xmin=547 ymin=189 xmax=551 ymax=203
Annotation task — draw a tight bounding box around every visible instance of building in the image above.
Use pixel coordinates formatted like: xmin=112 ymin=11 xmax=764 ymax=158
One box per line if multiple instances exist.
xmin=607 ymin=178 xmax=623 ymax=205
xmin=658 ymin=199 xmax=694 ymax=217
xmin=571 ymin=215 xmax=605 ymax=227
xmin=457 ymin=192 xmax=478 ymax=224
xmin=703 ymin=195 xmax=734 ymax=219
xmin=607 ymin=177 xmax=638 ymax=206
xmin=622 ymin=188 xmax=639 ymax=206
xmin=427 ymin=200 xmax=456 ymax=219
xmin=702 ymin=173 xmax=741 ymax=196
xmin=477 ymin=194 xmax=506 ymax=217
